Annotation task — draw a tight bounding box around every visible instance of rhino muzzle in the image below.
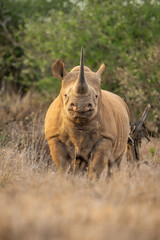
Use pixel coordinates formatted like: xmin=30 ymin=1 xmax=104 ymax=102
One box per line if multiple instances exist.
xmin=69 ymin=102 xmax=94 ymax=113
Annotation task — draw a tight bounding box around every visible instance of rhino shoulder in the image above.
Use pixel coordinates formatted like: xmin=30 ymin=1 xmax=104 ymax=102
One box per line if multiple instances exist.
xmin=45 ymin=95 xmax=63 ymax=141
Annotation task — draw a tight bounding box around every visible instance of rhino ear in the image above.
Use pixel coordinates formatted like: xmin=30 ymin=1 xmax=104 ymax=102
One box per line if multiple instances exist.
xmin=97 ymin=62 xmax=106 ymax=76
xmin=52 ymin=59 xmax=67 ymax=79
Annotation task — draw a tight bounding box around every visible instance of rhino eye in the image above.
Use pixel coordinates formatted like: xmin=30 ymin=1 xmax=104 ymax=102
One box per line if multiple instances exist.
xmin=95 ymin=95 xmax=98 ymax=98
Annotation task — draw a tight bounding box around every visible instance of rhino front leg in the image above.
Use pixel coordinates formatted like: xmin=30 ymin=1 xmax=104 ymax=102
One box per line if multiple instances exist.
xmin=88 ymin=139 xmax=113 ymax=179
xmin=48 ymin=138 xmax=71 ymax=172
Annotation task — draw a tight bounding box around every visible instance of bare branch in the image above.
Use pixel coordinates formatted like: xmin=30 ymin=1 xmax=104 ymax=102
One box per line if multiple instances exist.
xmin=0 ymin=18 xmax=18 ymax=47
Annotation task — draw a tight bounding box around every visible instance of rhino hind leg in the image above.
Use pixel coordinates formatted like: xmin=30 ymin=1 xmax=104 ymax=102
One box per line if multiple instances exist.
xmin=106 ymin=153 xmax=124 ymax=178
xmin=76 ymin=157 xmax=88 ymax=172
xmin=114 ymin=151 xmax=125 ymax=168
xmin=70 ymin=157 xmax=88 ymax=175
xmin=109 ymin=151 xmax=125 ymax=175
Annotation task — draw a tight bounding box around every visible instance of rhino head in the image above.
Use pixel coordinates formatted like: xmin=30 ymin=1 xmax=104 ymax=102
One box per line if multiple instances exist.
xmin=52 ymin=48 xmax=106 ymax=124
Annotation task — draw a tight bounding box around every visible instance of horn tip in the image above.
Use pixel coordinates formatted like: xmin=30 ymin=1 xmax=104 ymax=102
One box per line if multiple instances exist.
xmin=81 ymin=47 xmax=83 ymax=55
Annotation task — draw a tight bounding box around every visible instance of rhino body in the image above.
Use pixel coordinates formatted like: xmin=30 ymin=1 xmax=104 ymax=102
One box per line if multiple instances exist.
xmin=45 ymin=49 xmax=130 ymax=177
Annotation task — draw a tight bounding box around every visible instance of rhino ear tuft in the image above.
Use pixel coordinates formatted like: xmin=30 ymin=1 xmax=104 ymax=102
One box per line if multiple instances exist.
xmin=52 ymin=59 xmax=67 ymax=79
xmin=97 ymin=62 xmax=106 ymax=76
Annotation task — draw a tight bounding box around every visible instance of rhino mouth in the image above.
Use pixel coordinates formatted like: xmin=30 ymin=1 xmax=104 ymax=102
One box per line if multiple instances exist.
xmin=68 ymin=109 xmax=95 ymax=120
xmin=68 ymin=109 xmax=94 ymax=114
xmin=68 ymin=108 xmax=95 ymax=123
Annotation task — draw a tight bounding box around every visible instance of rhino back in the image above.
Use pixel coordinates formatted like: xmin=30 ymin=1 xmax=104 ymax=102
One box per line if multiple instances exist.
xmin=100 ymin=90 xmax=130 ymax=158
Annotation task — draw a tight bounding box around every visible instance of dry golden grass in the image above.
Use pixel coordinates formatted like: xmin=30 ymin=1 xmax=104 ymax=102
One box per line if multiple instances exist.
xmin=0 ymin=93 xmax=160 ymax=240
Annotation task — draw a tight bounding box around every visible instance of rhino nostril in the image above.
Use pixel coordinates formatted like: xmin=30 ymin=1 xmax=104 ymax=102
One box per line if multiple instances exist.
xmin=85 ymin=103 xmax=93 ymax=112
xmin=70 ymin=103 xmax=77 ymax=111
xmin=87 ymin=103 xmax=92 ymax=108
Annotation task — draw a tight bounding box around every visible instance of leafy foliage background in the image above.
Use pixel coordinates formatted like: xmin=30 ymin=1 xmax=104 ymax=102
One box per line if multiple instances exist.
xmin=0 ymin=0 xmax=160 ymax=132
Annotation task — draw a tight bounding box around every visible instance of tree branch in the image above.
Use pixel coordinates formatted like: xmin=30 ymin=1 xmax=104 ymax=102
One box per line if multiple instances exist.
xmin=0 ymin=17 xmax=18 ymax=47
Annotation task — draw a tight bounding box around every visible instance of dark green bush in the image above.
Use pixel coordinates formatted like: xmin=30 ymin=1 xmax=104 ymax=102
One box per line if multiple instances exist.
xmin=0 ymin=0 xmax=160 ymax=132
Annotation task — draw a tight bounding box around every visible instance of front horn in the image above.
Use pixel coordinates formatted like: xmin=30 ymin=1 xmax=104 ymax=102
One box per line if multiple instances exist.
xmin=75 ymin=47 xmax=88 ymax=94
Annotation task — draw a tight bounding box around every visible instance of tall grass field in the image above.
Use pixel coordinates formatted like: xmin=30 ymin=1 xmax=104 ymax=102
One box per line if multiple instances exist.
xmin=0 ymin=93 xmax=160 ymax=240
